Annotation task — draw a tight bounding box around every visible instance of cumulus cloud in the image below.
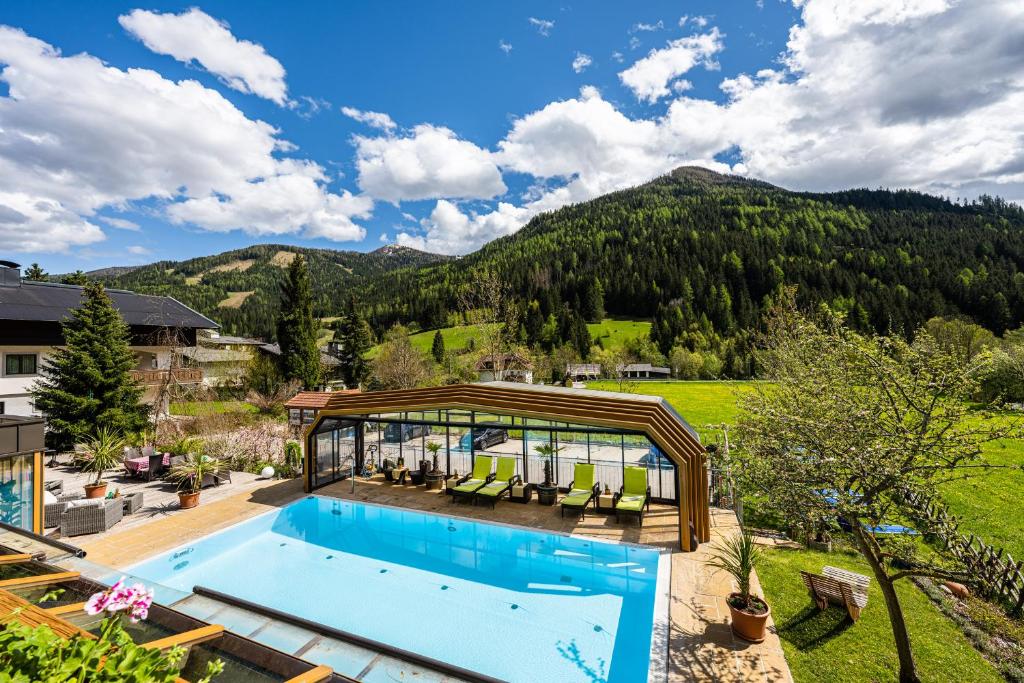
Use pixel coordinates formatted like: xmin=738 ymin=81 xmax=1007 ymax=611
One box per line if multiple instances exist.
xmin=528 ymin=17 xmax=554 ymax=36
xmin=571 ymin=52 xmax=593 ymax=73
xmin=396 ymin=199 xmax=530 ymax=254
xmin=119 ymin=8 xmax=289 ymax=105
xmin=0 ymin=192 xmax=104 ymax=252
xmin=619 ymin=28 xmax=723 ymax=102
xmin=341 ymin=106 xmax=396 ymax=131
xmin=499 ymin=39 xmax=513 ymax=54
xmin=100 ymin=216 xmax=140 ymax=231
xmin=353 ymin=125 xmax=505 ymax=203
xmin=0 ymin=26 xmax=371 ymax=251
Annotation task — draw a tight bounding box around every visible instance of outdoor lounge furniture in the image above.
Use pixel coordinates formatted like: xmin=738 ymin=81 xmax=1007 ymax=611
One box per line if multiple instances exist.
xmin=800 ymin=565 xmax=871 ymax=622
xmin=560 ymin=463 xmax=600 ymax=519
xmin=44 ymin=492 xmax=83 ymax=528
xmin=121 ymin=491 xmax=144 ymax=515
xmin=60 ymin=498 xmax=123 ymax=537
xmin=474 ymin=456 xmax=521 ymax=508
xmin=44 ymin=480 xmax=64 ymax=495
xmin=450 ymin=456 xmax=495 ymax=503
xmin=614 ymin=466 xmax=651 ymax=526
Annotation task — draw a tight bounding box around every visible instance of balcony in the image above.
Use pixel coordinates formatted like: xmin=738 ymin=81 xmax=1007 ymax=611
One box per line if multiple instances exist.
xmin=129 ymin=368 xmax=204 ymax=385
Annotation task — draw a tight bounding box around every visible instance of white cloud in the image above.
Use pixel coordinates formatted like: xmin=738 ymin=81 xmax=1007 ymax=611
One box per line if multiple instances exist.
xmin=611 ymin=51 xmax=624 ymax=63
xmin=126 ymin=245 xmax=150 ymax=255
xmin=528 ymin=17 xmax=555 ymax=36
xmin=100 ymin=216 xmax=140 ymax=231
xmin=0 ymin=192 xmax=104 ymax=252
xmin=619 ymin=28 xmax=723 ymax=102
xmin=341 ymin=106 xmax=396 ymax=131
xmin=397 ymin=199 xmax=530 ymax=254
xmin=118 ymin=8 xmax=288 ymax=105
xmin=499 ymin=40 xmax=513 ymax=54
xmin=632 ymin=20 xmax=665 ymax=32
xmin=0 ymin=26 xmax=371 ymax=251
xmin=353 ymin=125 xmax=505 ymax=203
xmin=691 ymin=15 xmax=709 ymax=28
xmin=571 ymin=52 xmax=593 ymax=73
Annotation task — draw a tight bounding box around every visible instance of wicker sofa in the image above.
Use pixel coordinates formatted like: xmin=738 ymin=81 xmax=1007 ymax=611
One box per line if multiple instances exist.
xmin=60 ymin=499 xmax=123 ymax=537
xmin=44 ymin=493 xmax=83 ymax=528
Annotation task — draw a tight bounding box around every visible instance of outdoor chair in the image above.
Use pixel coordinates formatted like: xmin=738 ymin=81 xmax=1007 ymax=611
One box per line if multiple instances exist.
xmin=560 ymin=463 xmax=600 ymax=519
xmin=44 ymin=492 xmax=83 ymax=528
xmin=614 ymin=466 xmax=651 ymax=526
xmin=60 ymin=498 xmax=123 ymax=537
xmin=474 ymin=456 xmax=521 ymax=508
xmin=799 ymin=565 xmax=870 ymax=622
xmin=451 ymin=456 xmax=495 ymax=503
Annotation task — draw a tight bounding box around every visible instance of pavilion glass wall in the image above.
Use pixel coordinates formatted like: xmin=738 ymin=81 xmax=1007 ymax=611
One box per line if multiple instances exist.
xmin=310 ymin=418 xmax=359 ymax=488
xmin=309 ymin=409 xmax=678 ymax=504
xmin=0 ymin=452 xmax=34 ymax=531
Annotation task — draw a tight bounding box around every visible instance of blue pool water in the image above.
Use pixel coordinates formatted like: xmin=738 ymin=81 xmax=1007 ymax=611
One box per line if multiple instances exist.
xmin=129 ymin=496 xmax=667 ymax=682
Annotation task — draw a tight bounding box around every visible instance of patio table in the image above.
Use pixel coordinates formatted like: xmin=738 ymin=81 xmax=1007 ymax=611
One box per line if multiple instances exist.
xmin=124 ymin=453 xmax=170 ymax=476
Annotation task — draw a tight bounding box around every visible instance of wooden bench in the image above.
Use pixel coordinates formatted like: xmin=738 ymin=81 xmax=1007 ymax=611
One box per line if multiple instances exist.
xmin=799 ymin=565 xmax=870 ymax=621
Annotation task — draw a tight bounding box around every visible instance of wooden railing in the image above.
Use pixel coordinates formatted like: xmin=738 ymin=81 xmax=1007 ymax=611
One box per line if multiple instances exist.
xmin=129 ymin=368 xmax=203 ymax=385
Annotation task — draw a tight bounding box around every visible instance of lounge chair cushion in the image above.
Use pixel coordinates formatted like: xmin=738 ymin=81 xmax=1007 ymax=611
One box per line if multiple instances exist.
xmin=476 ymin=457 xmax=517 ymax=498
xmin=469 ymin=456 xmax=493 ymax=480
xmin=572 ymin=464 xmax=596 ymax=491
xmin=65 ymin=498 xmax=105 ymax=510
xmin=476 ymin=480 xmax=509 ymax=497
xmin=616 ymin=494 xmax=646 ymax=512
xmin=43 ymin=490 xmax=59 ymax=505
xmin=453 ymin=478 xmax=487 ymax=494
xmin=623 ymin=466 xmax=648 ymax=496
xmin=561 ymin=488 xmax=593 ymax=508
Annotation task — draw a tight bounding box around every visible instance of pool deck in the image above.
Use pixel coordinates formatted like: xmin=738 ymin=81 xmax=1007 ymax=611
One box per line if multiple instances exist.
xmin=73 ymin=475 xmax=793 ymax=683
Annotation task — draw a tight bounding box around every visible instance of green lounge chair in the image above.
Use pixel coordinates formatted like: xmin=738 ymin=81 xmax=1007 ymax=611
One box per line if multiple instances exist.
xmin=450 ymin=455 xmax=494 ymax=504
xmin=615 ymin=466 xmax=651 ymax=526
xmin=560 ymin=463 xmax=599 ymax=519
xmin=474 ymin=456 xmax=521 ymax=508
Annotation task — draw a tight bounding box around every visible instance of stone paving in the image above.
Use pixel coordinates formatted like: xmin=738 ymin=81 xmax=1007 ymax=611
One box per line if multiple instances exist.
xmin=73 ymin=474 xmax=793 ymax=682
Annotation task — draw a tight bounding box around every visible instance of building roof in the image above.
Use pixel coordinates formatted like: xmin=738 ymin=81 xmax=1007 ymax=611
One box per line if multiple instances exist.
xmin=259 ymin=343 xmax=341 ymax=367
xmin=203 ymin=333 xmax=265 ymax=346
xmin=621 ymin=363 xmax=671 ymax=374
xmin=474 ymin=352 xmax=533 ymax=371
xmin=0 ymin=280 xmax=218 ymax=329
xmin=285 ymin=389 xmax=361 ymax=409
xmin=567 ymin=363 xmax=601 ymax=373
xmin=175 ymin=346 xmax=252 ymax=363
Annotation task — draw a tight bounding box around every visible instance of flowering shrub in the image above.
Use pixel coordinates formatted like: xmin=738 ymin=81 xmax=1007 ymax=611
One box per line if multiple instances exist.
xmin=0 ymin=580 xmax=222 ymax=682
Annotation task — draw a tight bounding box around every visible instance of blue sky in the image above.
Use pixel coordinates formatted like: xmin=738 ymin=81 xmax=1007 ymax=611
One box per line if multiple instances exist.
xmin=1 ymin=0 xmax=1021 ymax=273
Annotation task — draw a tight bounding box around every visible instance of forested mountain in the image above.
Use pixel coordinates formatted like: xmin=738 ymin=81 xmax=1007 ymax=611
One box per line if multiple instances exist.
xmin=95 ymin=244 xmax=450 ymax=339
xmin=92 ymin=167 xmax=1024 ymax=378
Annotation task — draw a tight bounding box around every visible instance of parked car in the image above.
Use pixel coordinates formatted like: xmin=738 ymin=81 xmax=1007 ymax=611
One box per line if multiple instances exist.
xmin=383 ymin=423 xmax=431 ymax=443
xmin=457 ymin=428 xmax=509 ymax=451
xmin=637 ymin=445 xmax=674 ymax=470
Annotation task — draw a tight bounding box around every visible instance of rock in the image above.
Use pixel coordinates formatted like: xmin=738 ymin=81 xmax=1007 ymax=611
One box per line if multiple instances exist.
xmin=943 ymin=581 xmax=970 ymax=599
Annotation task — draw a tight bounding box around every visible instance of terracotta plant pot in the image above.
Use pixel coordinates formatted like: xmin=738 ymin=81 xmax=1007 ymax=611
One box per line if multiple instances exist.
xmin=84 ymin=483 xmax=107 ymax=499
xmin=727 ymin=593 xmax=771 ymax=643
xmin=178 ymin=492 xmax=201 ymax=509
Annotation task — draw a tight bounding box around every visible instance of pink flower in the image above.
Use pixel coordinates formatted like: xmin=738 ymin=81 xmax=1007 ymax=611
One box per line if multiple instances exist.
xmin=84 ymin=578 xmax=154 ymax=623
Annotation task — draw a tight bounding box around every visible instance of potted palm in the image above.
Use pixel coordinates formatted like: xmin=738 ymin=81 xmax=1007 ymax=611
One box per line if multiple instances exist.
xmin=81 ymin=428 xmax=126 ymax=499
xmin=168 ymin=454 xmax=222 ymax=509
xmin=424 ymin=442 xmax=445 ymax=490
xmin=534 ymin=443 xmax=560 ymax=505
xmin=707 ymin=530 xmax=771 ymax=642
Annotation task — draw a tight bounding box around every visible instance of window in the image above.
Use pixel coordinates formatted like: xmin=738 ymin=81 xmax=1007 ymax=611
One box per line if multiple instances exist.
xmin=0 ymin=402 xmax=4 ymax=415
xmin=5 ymin=354 xmax=37 ymax=376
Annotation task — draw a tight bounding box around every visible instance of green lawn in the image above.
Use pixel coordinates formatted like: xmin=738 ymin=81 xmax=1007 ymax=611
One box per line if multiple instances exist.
xmin=169 ymin=400 xmax=258 ymax=416
xmin=587 ymin=318 xmax=651 ymax=349
xmin=758 ymin=547 xmax=1002 ymax=682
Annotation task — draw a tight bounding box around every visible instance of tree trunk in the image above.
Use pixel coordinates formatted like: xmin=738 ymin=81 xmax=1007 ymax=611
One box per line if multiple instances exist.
xmin=853 ymin=526 xmax=920 ymax=683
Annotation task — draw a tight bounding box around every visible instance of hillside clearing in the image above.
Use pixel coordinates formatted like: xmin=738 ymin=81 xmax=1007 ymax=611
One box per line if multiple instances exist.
xmin=209 ymin=258 xmax=256 ymax=274
xmin=217 ymin=291 xmax=254 ymax=308
xmin=587 ymin=318 xmax=651 ymax=348
xmin=271 ymin=250 xmax=297 ymax=267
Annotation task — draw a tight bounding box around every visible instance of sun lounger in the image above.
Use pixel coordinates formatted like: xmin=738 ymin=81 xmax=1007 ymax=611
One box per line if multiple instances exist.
xmin=474 ymin=456 xmax=520 ymax=508
xmin=800 ymin=565 xmax=870 ymax=621
xmin=450 ymin=456 xmax=494 ymax=503
xmin=614 ymin=466 xmax=651 ymax=526
xmin=561 ymin=463 xmax=599 ymax=519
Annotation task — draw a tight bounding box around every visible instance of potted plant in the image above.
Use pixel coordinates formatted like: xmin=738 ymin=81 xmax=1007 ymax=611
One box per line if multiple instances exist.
xmin=81 ymin=428 xmax=126 ymax=499
xmin=168 ymin=454 xmax=223 ymax=509
xmin=707 ymin=530 xmax=771 ymax=642
xmin=424 ymin=442 xmax=445 ymax=490
xmin=534 ymin=443 xmax=560 ymax=505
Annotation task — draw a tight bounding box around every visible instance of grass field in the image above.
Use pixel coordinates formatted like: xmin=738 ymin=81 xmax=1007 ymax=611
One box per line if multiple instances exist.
xmin=169 ymin=401 xmax=258 ymax=416
xmin=368 ymin=318 xmax=651 ymax=359
xmin=758 ymin=547 xmax=1002 ymax=682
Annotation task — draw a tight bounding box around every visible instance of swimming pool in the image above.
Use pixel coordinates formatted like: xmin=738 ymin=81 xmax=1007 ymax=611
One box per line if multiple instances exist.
xmin=129 ymin=496 xmax=669 ymax=682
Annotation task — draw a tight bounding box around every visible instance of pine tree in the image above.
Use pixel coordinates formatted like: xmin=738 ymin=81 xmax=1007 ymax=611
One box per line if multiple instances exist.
xmin=571 ymin=311 xmax=592 ymax=359
xmin=333 ymin=295 xmax=373 ymax=388
xmin=32 ymin=281 xmax=149 ymax=450
xmin=23 ymin=263 xmax=47 ymax=282
xmin=431 ymin=330 xmax=445 ymax=364
xmin=276 ymin=254 xmax=323 ymax=389
xmin=62 ymin=270 xmax=88 ymax=285
xmin=582 ymin=277 xmax=605 ymax=322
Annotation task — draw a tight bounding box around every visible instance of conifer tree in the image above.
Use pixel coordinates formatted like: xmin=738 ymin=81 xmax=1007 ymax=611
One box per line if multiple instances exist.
xmin=276 ymin=254 xmax=323 ymax=389
xmin=61 ymin=270 xmax=88 ymax=285
xmin=333 ymin=295 xmax=373 ymax=388
xmin=23 ymin=263 xmax=47 ymax=282
xmin=431 ymin=330 xmax=445 ymax=364
xmin=32 ymin=281 xmax=149 ymax=450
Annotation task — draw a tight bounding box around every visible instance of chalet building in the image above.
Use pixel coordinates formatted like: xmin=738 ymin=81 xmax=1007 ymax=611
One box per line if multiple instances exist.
xmin=0 ymin=261 xmax=217 ymax=416
xmin=258 ymin=343 xmax=344 ymax=389
xmin=475 ymin=352 xmax=534 ymax=384
xmin=618 ymin=362 xmax=671 ymax=380
xmin=175 ymin=333 xmax=266 ymax=387
xmin=566 ymin=363 xmax=602 ymax=382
